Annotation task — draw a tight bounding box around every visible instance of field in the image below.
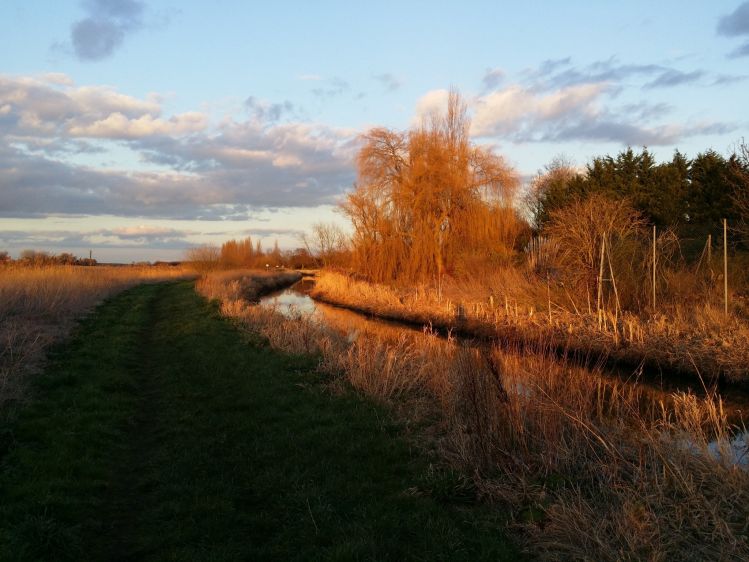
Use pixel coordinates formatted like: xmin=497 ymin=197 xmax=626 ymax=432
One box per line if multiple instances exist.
xmin=0 ymin=271 xmax=518 ymax=560
xmin=0 ymin=264 xmax=193 ymax=406
xmin=1 ymin=263 xmax=747 ymax=560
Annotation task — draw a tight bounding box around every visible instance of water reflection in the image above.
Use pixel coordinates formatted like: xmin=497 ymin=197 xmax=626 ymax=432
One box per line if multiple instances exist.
xmin=259 ymin=286 xmax=317 ymax=315
xmin=259 ymin=280 xmax=424 ymax=342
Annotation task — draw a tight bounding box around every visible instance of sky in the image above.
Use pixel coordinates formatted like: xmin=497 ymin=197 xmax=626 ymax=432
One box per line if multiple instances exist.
xmin=0 ymin=0 xmax=748 ymax=262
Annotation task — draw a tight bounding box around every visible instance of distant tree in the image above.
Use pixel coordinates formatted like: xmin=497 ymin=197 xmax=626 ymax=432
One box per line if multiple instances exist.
xmin=57 ymin=252 xmax=77 ymax=265
xmin=286 ymin=247 xmax=317 ymax=269
xmin=729 ymin=141 xmax=749 ymax=243
xmin=546 ymin=194 xmax=647 ymax=305
xmin=648 ymin=150 xmax=690 ymax=227
xmin=301 ymin=222 xmax=349 ymax=267
xmin=342 ymin=90 xmax=522 ymax=283
xmin=524 ymin=156 xmax=581 ymax=230
xmin=268 ymin=239 xmax=282 ymax=266
xmin=19 ymin=250 xmax=53 ymax=266
xmin=0 ymin=251 xmax=10 ymax=264
xmin=220 ymin=237 xmax=254 ymax=268
xmin=686 ymin=150 xmax=735 ymax=232
xmin=534 ymin=147 xmax=744 ymax=240
xmin=186 ymin=245 xmax=220 ymax=272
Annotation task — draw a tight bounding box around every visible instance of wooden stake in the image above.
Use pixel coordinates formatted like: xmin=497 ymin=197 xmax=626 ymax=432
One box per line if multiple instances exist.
xmin=597 ymin=234 xmax=606 ymax=313
xmin=652 ymin=225 xmax=657 ymax=311
xmin=606 ymin=241 xmax=621 ymax=319
xmin=724 ymin=218 xmax=729 ymax=315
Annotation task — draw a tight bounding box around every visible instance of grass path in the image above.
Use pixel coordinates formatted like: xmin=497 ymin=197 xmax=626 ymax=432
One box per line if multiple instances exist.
xmin=0 ymin=282 xmax=517 ymax=561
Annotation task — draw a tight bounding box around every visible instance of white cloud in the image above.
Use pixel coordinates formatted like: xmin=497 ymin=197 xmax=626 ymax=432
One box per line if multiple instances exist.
xmin=0 ymin=73 xmax=358 ymax=219
xmin=68 ymin=111 xmax=207 ymax=138
xmin=413 ymin=67 xmax=733 ymax=147
xmin=412 ymin=89 xmax=451 ymax=125
xmin=472 ymin=82 xmax=607 ymax=137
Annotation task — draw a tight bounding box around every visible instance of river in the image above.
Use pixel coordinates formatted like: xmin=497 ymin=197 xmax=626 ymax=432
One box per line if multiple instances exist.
xmin=259 ymin=279 xmax=749 ymax=467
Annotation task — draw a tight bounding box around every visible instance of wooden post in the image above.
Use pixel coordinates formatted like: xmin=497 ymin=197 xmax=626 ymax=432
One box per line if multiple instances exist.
xmin=597 ymin=234 xmax=606 ymax=313
xmin=724 ymin=218 xmax=729 ymax=315
xmin=606 ymin=242 xmax=621 ymax=319
xmin=652 ymin=225 xmax=656 ymax=311
xmin=707 ymin=234 xmax=712 ymax=266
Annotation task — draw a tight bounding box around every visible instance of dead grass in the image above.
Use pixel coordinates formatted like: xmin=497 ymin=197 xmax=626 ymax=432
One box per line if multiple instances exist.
xmin=310 ymin=270 xmax=749 ymax=384
xmin=195 ymin=269 xmax=301 ymax=303
xmin=0 ymin=263 xmax=193 ymax=404
xmin=198 ymin=272 xmax=749 ymax=561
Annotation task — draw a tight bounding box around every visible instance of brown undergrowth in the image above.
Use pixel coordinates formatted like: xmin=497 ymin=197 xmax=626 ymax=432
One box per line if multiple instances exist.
xmin=310 ymin=270 xmax=749 ymax=384
xmin=0 ymin=263 xmax=194 ymax=405
xmin=195 ymin=269 xmax=301 ymax=303
xmin=198 ymin=272 xmax=749 ymax=561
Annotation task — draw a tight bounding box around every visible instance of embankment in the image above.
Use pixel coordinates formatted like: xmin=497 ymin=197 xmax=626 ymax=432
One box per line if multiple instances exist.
xmin=309 ymin=270 xmax=749 ymax=385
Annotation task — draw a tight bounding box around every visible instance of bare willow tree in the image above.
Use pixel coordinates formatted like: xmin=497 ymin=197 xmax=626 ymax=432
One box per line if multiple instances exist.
xmin=546 ymin=194 xmax=647 ymax=309
xmin=186 ymin=245 xmax=221 ymax=272
xmin=301 ymin=222 xmax=350 ymax=267
xmin=342 ymin=91 xmax=522 ymax=284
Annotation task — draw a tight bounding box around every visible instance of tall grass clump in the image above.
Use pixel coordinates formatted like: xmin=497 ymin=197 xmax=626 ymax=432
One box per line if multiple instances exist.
xmin=448 ymin=349 xmax=749 ymax=560
xmin=0 ymin=263 xmax=193 ymax=404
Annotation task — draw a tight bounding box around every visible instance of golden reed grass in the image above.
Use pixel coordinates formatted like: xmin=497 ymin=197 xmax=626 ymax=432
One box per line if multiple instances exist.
xmin=0 ymin=263 xmax=193 ymax=403
xmin=195 ymin=269 xmax=301 ymax=303
xmin=199 ymin=272 xmax=749 ymax=561
xmin=310 ymin=270 xmax=749 ymax=384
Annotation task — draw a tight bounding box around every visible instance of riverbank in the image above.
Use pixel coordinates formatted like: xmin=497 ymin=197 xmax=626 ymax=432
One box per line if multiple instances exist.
xmin=196 ymin=268 xmax=302 ymax=302
xmin=0 ymin=281 xmax=517 ymax=560
xmin=309 ymin=270 xmax=749 ymax=385
xmin=203 ymin=272 xmax=749 ymax=561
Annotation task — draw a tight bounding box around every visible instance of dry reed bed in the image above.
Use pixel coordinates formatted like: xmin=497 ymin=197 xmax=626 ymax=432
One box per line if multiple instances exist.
xmin=199 ymin=273 xmax=749 ymax=561
xmin=310 ymin=271 xmax=749 ymax=384
xmin=0 ymin=264 xmax=193 ymax=403
xmin=195 ymin=269 xmax=302 ymax=303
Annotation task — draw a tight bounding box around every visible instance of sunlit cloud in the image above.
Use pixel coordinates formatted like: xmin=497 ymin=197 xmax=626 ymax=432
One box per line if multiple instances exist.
xmin=414 ymin=59 xmax=734 ymax=147
xmin=0 ymin=73 xmax=357 ymax=220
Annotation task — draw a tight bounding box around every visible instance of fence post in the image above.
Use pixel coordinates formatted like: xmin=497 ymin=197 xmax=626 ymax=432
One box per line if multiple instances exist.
xmin=652 ymin=225 xmax=656 ymax=311
xmin=597 ymin=234 xmax=606 ymax=313
xmin=724 ymin=218 xmax=729 ymax=315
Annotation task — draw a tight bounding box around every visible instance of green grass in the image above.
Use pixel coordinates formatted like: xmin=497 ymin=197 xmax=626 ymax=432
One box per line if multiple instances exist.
xmin=0 ymin=281 xmax=518 ymax=561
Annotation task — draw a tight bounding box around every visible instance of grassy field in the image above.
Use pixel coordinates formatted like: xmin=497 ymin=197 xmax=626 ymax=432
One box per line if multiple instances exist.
xmin=0 ymin=281 xmax=517 ymax=561
xmin=0 ymin=264 xmax=193 ymax=405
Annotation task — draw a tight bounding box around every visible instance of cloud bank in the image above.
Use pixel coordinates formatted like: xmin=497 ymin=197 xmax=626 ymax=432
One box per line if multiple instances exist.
xmin=415 ymin=58 xmax=733 ymax=147
xmin=0 ymin=74 xmax=357 ymax=220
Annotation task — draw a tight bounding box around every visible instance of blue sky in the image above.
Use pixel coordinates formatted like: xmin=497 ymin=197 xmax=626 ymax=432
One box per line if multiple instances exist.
xmin=1 ymin=0 xmax=748 ymax=261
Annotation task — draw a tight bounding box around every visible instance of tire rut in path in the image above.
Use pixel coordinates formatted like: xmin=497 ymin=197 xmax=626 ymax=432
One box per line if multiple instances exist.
xmin=95 ymin=283 xmax=166 ymax=561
